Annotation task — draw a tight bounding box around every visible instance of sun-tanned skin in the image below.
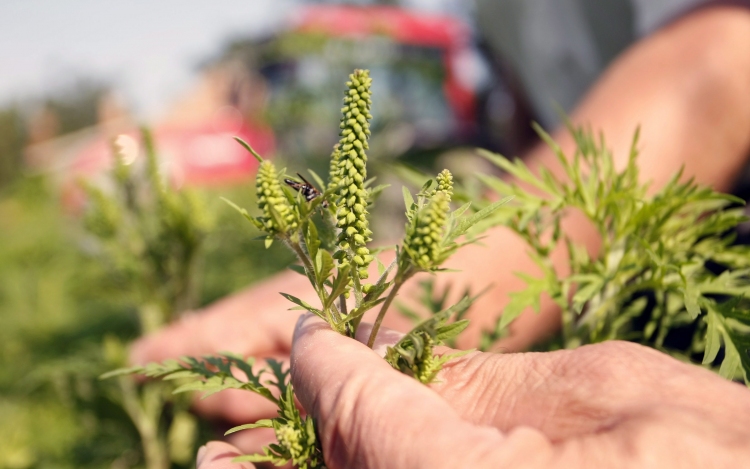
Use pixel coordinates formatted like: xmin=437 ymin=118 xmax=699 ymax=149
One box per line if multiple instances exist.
xmin=197 ymin=315 xmax=750 ymax=469
xmin=132 ymin=6 xmax=750 ymax=463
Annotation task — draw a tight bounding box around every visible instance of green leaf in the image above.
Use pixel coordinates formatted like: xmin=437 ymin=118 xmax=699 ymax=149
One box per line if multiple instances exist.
xmin=221 ymin=197 xmax=264 ymax=230
xmin=225 ymin=420 xmax=274 ymax=435
xmin=703 ymin=309 xmax=721 ymax=365
xmin=499 ymin=274 xmax=548 ymax=330
xmin=306 ymin=222 xmax=320 ymax=262
xmin=234 ymin=136 xmax=264 ymax=162
xmin=99 ymin=365 xmax=144 ymax=380
xmin=448 ymin=196 xmax=513 ymax=240
xmin=682 ymin=286 xmax=701 ymax=320
xmin=279 ymin=293 xmax=322 ymax=316
xmin=571 ymin=276 xmax=604 ymax=314
xmin=325 ymin=266 xmax=351 ymax=309
xmin=435 ymin=319 xmax=470 ymax=343
xmin=314 ymin=249 xmax=334 ymax=289
xmin=402 ymin=186 xmax=415 ymax=211
xmin=307 ymin=169 xmax=326 ymax=191
xmin=288 ymin=264 xmax=307 ymax=276
xmin=719 ymin=339 xmax=741 ymax=380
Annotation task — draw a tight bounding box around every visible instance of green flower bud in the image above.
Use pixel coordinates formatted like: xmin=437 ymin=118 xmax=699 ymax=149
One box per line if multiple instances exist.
xmin=275 ymin=423 xmax=303 ymax=457
xmin=430 ymin=169 xmax=454 ymax=201
xmin=327 ymin=144 xmax=342 ymax=191
xmin=403 ymin=191 xmax=450 ymax=270
xmin=333 ymin=69 xmax=374 ymax=279
xmin=255 ymin=160 xmax=298 ymax=237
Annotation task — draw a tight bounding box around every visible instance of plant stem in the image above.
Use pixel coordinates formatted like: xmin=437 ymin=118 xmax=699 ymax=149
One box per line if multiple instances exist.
xmin=339 ymin=294 xmax=348 ymax=317
xmin=118 ymin=377 xmax=169 ymax=469
xmin=367 ymin=277 xmax=407 ymax=348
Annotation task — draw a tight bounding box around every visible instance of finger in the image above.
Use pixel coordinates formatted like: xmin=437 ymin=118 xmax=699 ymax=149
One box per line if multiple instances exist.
xmin=352 ymin=321 xmax=404 ymax=356
xmin=196 ymin=441 xmax=255 ymax=469
xmin=190 ymin=355 xmax=290 ymax=423
xmin=225 ymin=427 xmax=278 ymax=456
xmin=193 ymin=387 xmax=280 ymax=424
xmin=433 ymin=340 xmax=742 ymax=441
xmin=130 ymin=273 xmax=308 ymax=365
xmin=290 ymin=313 xmax=516 ymax=469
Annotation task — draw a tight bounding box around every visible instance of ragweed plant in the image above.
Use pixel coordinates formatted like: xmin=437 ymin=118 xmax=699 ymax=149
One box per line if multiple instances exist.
xmin=85 ymin=128 xmax=212 ymax=469
xmin=478 ymin=123 xmax=750 ymax=384
xmin=110 ymin=69 xmax=510 ymax=469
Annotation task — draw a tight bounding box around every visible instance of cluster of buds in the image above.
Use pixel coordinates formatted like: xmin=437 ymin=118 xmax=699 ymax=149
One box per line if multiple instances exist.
xmin=255 ymin=160 xmax=298 ymax=239
xmin=431 ymin=169 xmax=454 ymax=201
xmin=332 ymin=70 xmax=374 ymax=279
xmin=403 ymin=170 xmax=453 ymax=270
xmin=405 ymin=192 xmax=450 ymax=270
xmin=327 ymin=144 xmax=342 ymax=191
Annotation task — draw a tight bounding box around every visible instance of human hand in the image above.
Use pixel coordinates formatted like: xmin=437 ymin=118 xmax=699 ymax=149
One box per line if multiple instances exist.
xmin=129 ymin=272 xmax=311 ymax=451
xmin=198 ymin=314 xmax=750 ymax=469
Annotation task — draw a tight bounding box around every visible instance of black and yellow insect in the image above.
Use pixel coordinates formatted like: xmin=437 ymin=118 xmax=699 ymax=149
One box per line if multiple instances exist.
xmin=284 ymin=173 xmax=328 ymax=208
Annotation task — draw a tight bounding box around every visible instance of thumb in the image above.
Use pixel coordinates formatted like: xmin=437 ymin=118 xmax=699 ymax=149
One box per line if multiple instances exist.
xmin=290 ymin=314 xmax=515 ymax=469
xmin=196 ymin=441 xmax=255 ymax=469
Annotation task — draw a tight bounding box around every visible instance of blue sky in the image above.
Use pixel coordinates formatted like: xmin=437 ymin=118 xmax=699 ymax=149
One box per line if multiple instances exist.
xmin=0 ymin=0 xmax=472 ymax=119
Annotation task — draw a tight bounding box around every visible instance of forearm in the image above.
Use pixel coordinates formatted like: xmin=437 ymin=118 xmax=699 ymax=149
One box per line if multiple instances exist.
xmin=433 ymin=6 xmax=750 ymax=350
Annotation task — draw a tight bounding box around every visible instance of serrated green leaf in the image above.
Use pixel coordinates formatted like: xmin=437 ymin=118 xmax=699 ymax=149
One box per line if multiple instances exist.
xmin=99 ymin=366 xmax=144 ymax=380
xmin=499 ymin=274 xmax=548 ymax=330
xmin=719 ymin=339 xmax=741 ymax=380
xmin=572 ymin=277 xmax=603 ymax=314
xmin=435 ymin=319 xmax=470 ymax=342
xmin=449 ymin=196 xmax=513 ymax=240
xmin=683 ymin=286 xmax=701 ymax=320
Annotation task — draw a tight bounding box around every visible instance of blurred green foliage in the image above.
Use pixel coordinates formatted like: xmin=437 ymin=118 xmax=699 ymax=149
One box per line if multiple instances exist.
xmin=0 ymin=175 xmax=292 ymax=468
xmin=0 ymin=106 xmax=26 ymax=188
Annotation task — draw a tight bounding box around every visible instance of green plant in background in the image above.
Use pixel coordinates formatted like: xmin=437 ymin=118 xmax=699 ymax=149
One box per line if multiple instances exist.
xmin=111 ymin=69 xmax=509 ymax=468
xmin=477 ymin=124 xmax=750 ymax=382
xmin=83 ymin=128 xmax=213 ymax=469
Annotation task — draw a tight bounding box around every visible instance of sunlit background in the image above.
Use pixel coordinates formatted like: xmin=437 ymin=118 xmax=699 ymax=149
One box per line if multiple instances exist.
xmin=0 ymin=1 xmax=536 ymax=467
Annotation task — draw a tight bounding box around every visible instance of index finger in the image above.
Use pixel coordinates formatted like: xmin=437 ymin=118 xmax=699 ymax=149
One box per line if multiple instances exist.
xmin=129 ymin=272 xmax=307 ymax=365
xmin=290 ymin=314 xmax=548 ymax=469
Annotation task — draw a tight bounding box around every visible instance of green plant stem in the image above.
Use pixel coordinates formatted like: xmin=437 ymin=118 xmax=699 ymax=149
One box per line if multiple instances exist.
xmin=367 ymin=271 xmax=411 ymax=348
xmin=118 ymin=377 xmax=169 ymax=469
xmin=289 ymin=240 xmax=318 ymax=293
xmin=339 ymin=294 xmax=348 ymax=317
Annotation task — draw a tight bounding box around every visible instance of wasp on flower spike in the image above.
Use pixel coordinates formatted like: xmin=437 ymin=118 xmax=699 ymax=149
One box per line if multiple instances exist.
xmin=284 ymin=173 xmax=329 ymax=208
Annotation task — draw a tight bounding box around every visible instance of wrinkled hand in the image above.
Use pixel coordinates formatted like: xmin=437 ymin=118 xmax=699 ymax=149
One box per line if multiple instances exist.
xmin=129 ymin=271 xmax=415 ymax=452
xmin=199 ymin=314 xmax=750 ymax=469
xmin=130 ymin=273 xmax=310 ymax=451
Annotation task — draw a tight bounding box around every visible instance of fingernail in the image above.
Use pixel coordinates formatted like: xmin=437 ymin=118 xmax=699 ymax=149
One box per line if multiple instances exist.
xmin=196 ymin=445 xmax=207 ymax=468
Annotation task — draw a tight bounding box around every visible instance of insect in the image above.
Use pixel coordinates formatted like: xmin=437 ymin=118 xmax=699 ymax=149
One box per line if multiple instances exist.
xmin=284 ymin=173 xmax=328 ymax=208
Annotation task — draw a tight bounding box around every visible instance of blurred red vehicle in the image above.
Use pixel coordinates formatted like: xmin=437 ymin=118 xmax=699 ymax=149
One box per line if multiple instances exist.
xmin=30 ymin=4 xmax=502 ymax=209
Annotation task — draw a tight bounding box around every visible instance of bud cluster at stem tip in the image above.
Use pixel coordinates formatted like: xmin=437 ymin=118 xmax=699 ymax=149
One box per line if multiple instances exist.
xmin=404 ymin=169 xmax=454 ymax=270
xmin=432 ymin=169 xmax=454 ymax=201
xmin=332 ymin=69 xmax=374 ymax=279
xmin=256 ymin=160 xmax=298 ymax=237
